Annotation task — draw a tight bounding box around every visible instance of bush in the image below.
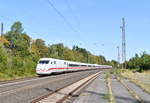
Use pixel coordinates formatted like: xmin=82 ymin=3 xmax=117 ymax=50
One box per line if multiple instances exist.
xmin=126 ymin=52 xmax=150 ymax=72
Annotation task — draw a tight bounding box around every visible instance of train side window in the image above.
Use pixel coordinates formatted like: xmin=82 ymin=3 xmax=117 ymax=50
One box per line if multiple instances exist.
xmin=54 ymin=61 xmax=56 ymax=64
xmin=45 ymin=61 xmax=49 ymax=64
xmin=64 ymin=62 xmax=66 ymax=65
xmin=39 ymin=60 xmax=49 ymax=64
xmin=69 ymin=64 xmax=79 ymax=67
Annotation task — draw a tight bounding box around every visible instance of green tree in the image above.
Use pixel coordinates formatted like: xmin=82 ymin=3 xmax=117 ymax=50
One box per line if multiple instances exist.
xmin=0 ymin=44 xmax=8 ymax=73
xmin=126 ymin=52 xmax=150 ymax=72
xmin=35 ymin=39 xmax=48 ymax=57
xmin=5 ymin=21 xmax=31 ymax=56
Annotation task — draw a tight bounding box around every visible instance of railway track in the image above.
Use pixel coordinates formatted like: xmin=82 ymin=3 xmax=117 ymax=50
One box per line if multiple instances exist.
xmin=110 ymin=74 xmax=150 ymax=103
xmin=117 ymin=77 xmax=144 ymax=103
xmin=118 ymin=76 xmax=150 ymax=103
xmin=31 ymin=72 xmax=101 ymax=103
xmin=0 ymin=70 xmax=102 ymax=103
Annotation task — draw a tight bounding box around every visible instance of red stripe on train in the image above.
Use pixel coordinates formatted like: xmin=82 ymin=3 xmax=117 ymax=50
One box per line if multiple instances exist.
xmin=48 ymin=67 xmax=86 ymax=70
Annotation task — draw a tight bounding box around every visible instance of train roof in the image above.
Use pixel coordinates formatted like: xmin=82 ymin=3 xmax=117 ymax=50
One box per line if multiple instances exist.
xmin=39 ymin=58 xmax=108 ymax=66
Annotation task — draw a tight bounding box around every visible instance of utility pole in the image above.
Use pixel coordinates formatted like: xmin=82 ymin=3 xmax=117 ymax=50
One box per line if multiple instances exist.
xmin=117 ymin=46 xmax=120 ymax=68
xmin=29 ymin=40 xmax=33 ymax=52
xmin=1 ymin=23 xmax=3 ymax=37
xmin=120 ymin=18 xmax=126 ymax=68
xmin=0 ymin=23 xmax=4 ymax=47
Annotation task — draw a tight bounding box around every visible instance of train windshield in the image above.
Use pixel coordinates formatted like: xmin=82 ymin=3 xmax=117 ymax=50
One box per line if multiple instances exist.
xmin=39 ymin=60 xmax=49 ymax=64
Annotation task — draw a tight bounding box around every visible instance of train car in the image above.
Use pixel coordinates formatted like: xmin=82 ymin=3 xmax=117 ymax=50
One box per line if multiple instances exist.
xmin=36 ymin=58 xmax=67 ymax=75
xmin=36 ymin=58 xmax=112 ymax=75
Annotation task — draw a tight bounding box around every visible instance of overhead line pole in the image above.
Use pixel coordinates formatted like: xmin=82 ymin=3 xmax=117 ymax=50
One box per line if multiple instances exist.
xmin=120 ymin=18 xmax=126 ymax=69
xmin=1 ymin=23 xmax=3 ymax=37
xmin=0 ymin=23 xmax=4 ymax=47
xmin=117 ymin=46 xmax=120 ymax=68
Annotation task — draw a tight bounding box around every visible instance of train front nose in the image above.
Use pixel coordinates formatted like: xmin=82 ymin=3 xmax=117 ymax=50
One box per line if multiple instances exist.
xmin=36 ymin=59 xmax=51 ymax=75
xmin=36 ymin=67 xmax=48 ymax=74
xmin=36 ymin=64 xmax=49 ymax=74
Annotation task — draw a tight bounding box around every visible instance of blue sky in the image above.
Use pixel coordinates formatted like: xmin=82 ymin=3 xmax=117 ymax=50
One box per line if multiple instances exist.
xmin=0 ymin=0 xmax=150 ymax=61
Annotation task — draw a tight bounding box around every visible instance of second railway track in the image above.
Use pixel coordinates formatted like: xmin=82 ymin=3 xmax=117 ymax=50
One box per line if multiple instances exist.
xmin=110 ymin=74 xmax=150 ymax=103
xmin=31 ymin=71 xmax=101 ymax=103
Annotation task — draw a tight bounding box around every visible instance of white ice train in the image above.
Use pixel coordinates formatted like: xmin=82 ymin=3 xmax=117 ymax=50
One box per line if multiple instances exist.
xmin=36 ymin=58 xmax=112 ymax=75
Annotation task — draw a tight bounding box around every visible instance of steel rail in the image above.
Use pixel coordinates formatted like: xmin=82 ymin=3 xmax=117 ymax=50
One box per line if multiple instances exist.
xmin=31 ymin=72 xmax=101 ymax=103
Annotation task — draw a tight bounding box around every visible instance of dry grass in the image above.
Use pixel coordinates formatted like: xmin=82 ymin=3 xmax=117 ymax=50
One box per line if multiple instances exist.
xmin=121 ymin=70 xmax=150 ymax=94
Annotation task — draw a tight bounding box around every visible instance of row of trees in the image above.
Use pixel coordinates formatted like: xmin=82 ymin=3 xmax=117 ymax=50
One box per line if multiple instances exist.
xmin=0 ymin=21 xmax=110 ymax=78
xmin=125 ymin=52 xmax=150 ymax=72
xmin=110 ymin=52 xmax=150 ymax=72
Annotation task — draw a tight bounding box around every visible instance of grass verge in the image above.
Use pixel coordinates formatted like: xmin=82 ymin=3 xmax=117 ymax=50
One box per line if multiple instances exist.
xmin=121 ymin=70 xmax=150 ymax=94
xmin=0 ymin=73 xmax=37 ymax=81
xmin=105 ymin=72 xmax=115 ymax=103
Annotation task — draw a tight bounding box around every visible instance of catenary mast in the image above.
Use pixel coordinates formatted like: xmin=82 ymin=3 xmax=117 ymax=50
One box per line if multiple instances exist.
xmin=120 ymin=18 xmax=126 ymax=64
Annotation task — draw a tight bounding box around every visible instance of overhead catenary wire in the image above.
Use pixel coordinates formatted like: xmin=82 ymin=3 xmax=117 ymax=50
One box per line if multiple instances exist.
xmin=46 ymin=0 xmax=86 ymax=47
xmin=64 ymin=0 xmax=80 ymax=26
xmin=63 ymin=0 xmax=85 ymax=46
xmin=46 ymin=0 xmax=78 ymax=32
